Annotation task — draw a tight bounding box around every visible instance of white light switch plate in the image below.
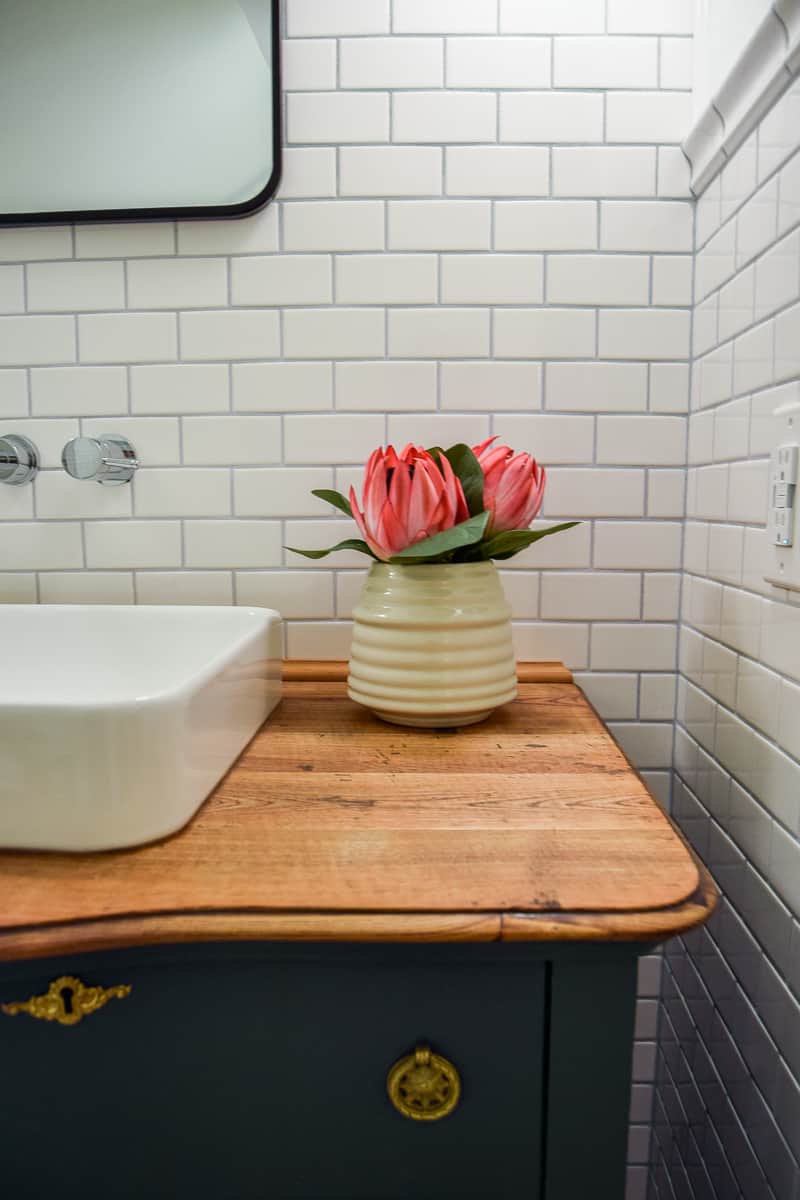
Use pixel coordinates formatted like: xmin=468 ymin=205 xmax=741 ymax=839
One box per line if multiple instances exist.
xmin=765 ymin=401 xmax=800 ymax=592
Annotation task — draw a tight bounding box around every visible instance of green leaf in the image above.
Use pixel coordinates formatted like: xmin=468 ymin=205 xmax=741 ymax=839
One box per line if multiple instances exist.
xmin=311 ymin=488 xmax=353 ymax=518
xmin=478 ymin=522 xmax=579 ymax=561
xmin=286 ymin=538 xmax=376 ymax=561
xmin=389 ymin=511 xmax=489 ymax=563
xmin=443 ymin=443 xmax=484 ymax=517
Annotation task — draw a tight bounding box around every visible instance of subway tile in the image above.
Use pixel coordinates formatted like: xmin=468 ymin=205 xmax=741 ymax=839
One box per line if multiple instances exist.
xmin=233 ymin=362 xmax=333 ymax=412
xmin=79 ymin=313 xmax=176 ymax=364
xmin=640 ymin=674 xmax=677 ymax=720
xmin=386 ymin=413 xmax=490 ymax=448
xmin=736 ymin=179 xmax=779 ymax=269
xmin=283 ymin=201 xmax=385 ymax=251
xmin=284 ymin=414 xmax=385 ymax=464
xmin=541 ymin=572 xmax=641 ymax=620
xmin=608 ymin=0 xmax=694 ymax=32
xmin=35 ymin=473 xmax=131 ymax=521
xmin=234 ymin=468 xmax=333 ymax=517
xmin=609 ymin=722 xmax=674 ymax=768
xmin=336 ymin=360 xmax=437 ymax=410
xmin=512 ymin=622 xmax=590 ymax=670
xmin=130 ymin=364 xmax=229 ymax=415
xmin=446 ymin=37 xmax=550 ymax=88
xmin=176 ymin=206 xmax=278 ymax=256
xmin=547 ymin=255 xmax=649 ymax=306
xmin=84 ymin=520 xmax=181 ymax=568
xmin=642 ymin=572 xmax=680 ymax=620
xmin=601 ymin=202 xmax=693 ymax=252
xmin=184 ymin=520 xmax=282 ymax=569
xmin=754 ymin=229 xmax=800 ymax=322
xmin=778 ymin=149 xmax=800 ymax=237
xmin=31 ymin=366 xmax=127 ymax=417
xmin=287 ymin=92 xmax=390 ymax=144
xmin=446 ymin=147 xmax=549 ymax=196
xmin=727 ymin=460 xmax=768 ymax=524
xmin=652 ymin=256 xmax=693 ymax=306
xmin=495 ymin=201 xmax=598 ymax=251
xmin=775 ymin=300 xmax=800 ymax=384
xmin=0 ymin=520 xmax=81 ymax=566
xmin=495 ymin=308 xmax=596 ymax=359
xmin=179 ymin=311 xmax=279 ymax=361
xmin=497 ymin=413 xmax=595 ymax=464
xmin=718 ymin=266 xmax=755 ymax=344
xmin=659 ymin=38 xmax=694 ymax=90
xmin=0 ymin=574 xmax=37 ymax=602
xmin=182 ymin=416 xmax=281 ymax=466
xmin=0 ymin=370 xmax=28 ymax=418
xmin=38 ymin=572 xmax=135 ymax=605
xmin=0 ymin=225 xmax=72 ymax=262
xmin=389 ymin=308 xmax=490 ymax=358
xmin=3 ymin=418 xmax=79 ymax=468
xmin=648 ymin=469 xmax=686 ymax=517
xmin=553 ymin=148 xmax=656 ymax=198
xmin=575 ymin=672 xmax=639 ymax=720
xmin=393 ymin=91 xmax=497 ymax=143
xmin=606 ymin=92 xmax=692 ymax=144
xmin=507 ymin=518 xmax=592 ymax=567
xmin=286 ymin=0 xmax=390 ymax=37
xmin=284 ymin=518 xmax=369 ymax=568
xmin=77 ymin=223 xmax=175 ymax=258
xmin=0 ymin=316 xmax=75 ymax=367
xmin=553 ymin=37 xmax=658 ymax=88
xmin=440 ymin=360 xmax=542 ymax=410
xmin=599 ymin=310 xmax=690 ymax=361
xmin=136 ymin=571 xmax=233 ymax=605
xmin=393 ymin=0 xmax=497 ymax=34
xmin=133 ymin=469 xmax=231 ymax=518
xmin=500 ymin=0 xmax=604 ymax=34
xmin=27 ymin=261 xmax=124 ymax=312
xmin=441 ymin=254 xmax=543 ymax=304
xmin=547 ymin=361 xmax=648 ymax=412
xmin=647 ymin=360 xmax=690 ymax=412
xmin=596 ymin=415 xmax=685 ymax=465
xmin=278 ymin=148 xmax=337 ymax=199
xmin=736 ymin=659 xmax=781 ymax=741
xmin=544 ymin=468 xmax=645 ymax=517
xmin=237 ymin=570 xmax=334 ymax=619
xmin=340 ymin=38 xmax=443 ymax=88
xmin=594 ymin=521 xmax=683 ymax=569
xmin=231 ymin=255 xmax=332 ymax=307
xmin=389 ymin=201 xmax=491 ymax=251
xmin=592 ymin=624 xmax=677 ymax=670
xmin=284 ymin=309 xmax=385 ymax=359
xmin=337 ymin=254 xmax=437 ymax=305
xmin=657 ymin=146 xmax=692 ymax=199
xmin=500 ymin=92 xmax=604 ymax=143
xmin=282 ymin=39 xmax=337 ymax=91
xmin=340 ymin=147 xmax=442 ymax=196
xmin=127 ymin=258 xmax=228 ymax=310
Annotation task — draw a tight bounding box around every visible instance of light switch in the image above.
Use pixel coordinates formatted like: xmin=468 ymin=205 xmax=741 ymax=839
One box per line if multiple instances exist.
xmin=764 ymin=401 xmax=800 ymax=592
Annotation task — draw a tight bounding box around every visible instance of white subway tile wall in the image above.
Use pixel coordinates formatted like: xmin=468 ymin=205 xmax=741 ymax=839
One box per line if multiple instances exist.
xmin=0 ymin=11 xmax=696 ymax=1195
xmin=650 ymin=77 xmax=800 ymax=1200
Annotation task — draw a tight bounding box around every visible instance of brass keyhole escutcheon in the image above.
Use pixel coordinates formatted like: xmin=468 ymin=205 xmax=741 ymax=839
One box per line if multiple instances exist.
xmin=1 ymin=975 xmax=132 ymax=1027
xmin=387 ymin=1044 xmax=461 ymax=1121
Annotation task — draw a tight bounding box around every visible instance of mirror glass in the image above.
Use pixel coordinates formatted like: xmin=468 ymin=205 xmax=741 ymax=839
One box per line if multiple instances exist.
xmin=0 ymin=0 xmax=281 ymax=224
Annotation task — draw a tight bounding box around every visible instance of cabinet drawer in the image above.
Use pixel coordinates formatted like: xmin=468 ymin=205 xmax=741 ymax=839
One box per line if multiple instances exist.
xmin=0 ymin=944 xmax=546 ymax=1200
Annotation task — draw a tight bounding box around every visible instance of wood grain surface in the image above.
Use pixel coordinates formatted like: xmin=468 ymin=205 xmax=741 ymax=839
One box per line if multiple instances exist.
xmin=0 ymin=662 xmax=715 ymax=959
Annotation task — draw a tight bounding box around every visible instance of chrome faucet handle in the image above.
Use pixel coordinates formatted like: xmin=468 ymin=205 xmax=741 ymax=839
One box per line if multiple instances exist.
xmin=0 ymin=434 xmax=39 ymax=486
xmin=61 ymin=435 xmax=138 ymax=486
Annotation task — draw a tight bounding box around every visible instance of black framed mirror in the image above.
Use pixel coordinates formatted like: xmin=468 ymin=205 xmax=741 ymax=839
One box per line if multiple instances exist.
xmin=0 ymin=0 xmax=281 ymax=225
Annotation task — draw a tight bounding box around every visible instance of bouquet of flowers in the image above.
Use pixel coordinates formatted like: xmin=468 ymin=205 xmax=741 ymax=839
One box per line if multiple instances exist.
xmin=289 ymin=438 xmax=576 ymax=564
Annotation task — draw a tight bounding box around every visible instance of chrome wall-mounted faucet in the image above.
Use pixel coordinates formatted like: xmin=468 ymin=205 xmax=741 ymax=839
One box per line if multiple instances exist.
xmin=0 ymin=434 xmax=39 ymax=486
xmin=61 ymin=435 xmax=138 ymax=486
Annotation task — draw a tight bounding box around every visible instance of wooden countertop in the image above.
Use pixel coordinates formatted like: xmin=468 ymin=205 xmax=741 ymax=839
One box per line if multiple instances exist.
xmin=0 ymin=662 xmax=715 ymax=961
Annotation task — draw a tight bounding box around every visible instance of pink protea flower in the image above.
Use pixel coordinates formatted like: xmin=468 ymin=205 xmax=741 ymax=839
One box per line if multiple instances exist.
xmin=350 ymin=444 xmax=469 ymax=561
xmin=472 ymin=436 xmax=546 ymax=534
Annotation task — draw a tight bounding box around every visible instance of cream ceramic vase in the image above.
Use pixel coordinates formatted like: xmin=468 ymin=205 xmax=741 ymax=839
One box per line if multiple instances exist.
xmin=347 ymin=561 xmax=517 ymax=728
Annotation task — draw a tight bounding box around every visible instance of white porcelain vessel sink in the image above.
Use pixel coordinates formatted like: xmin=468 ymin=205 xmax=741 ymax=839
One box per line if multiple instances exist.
xmin=0 ymin=604 xmax=282 ymax=852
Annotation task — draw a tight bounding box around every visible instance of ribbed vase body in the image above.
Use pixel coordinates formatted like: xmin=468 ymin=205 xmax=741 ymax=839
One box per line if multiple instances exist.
xmin=347 ymin=562 xmax=517 ymax=727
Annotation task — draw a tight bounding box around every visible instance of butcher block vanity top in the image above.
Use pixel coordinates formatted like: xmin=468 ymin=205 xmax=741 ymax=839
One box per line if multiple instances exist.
xmin=0 ymin=661 xmax=715 ymax=961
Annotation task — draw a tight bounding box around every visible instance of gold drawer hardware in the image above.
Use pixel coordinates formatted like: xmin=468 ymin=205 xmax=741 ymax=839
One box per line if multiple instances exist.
xmin=1 ymin=975 xmax=132 ymax=1027
xmin=386 ymin=1044 xmax=461 ymax=1121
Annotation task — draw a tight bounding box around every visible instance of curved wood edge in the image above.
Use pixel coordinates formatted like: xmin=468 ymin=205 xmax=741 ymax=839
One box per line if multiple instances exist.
xmin=0 ymin=914 xmax=504 ymax=963
xmin=283 ymin=660 xmax=573 ymax=684
xmin=501 ymin=863 xmax=718 ymax=946
xmin=0 ymin=865 xmax=716 ymax=962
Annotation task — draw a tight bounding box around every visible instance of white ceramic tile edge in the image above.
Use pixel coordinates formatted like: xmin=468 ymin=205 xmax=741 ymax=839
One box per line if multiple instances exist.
xmin=684 ymin=1 xmax=800 ymax=195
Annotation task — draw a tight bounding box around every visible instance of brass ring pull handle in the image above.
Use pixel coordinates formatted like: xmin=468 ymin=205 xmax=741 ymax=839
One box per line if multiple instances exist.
xmin=1 ymin=975 xmax=132 ymax=1027
xmin=386 ymin=1044 xmax=461 ymax=1121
